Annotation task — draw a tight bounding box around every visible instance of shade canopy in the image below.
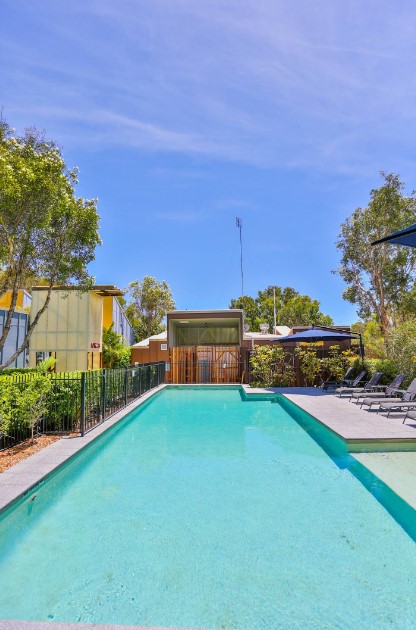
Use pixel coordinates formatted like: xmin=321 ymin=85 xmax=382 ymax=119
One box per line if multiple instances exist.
xmin=275 ymin=328 xmax=355 ymax=343
xmin=371 ymin=223 xmax=416 ymax=248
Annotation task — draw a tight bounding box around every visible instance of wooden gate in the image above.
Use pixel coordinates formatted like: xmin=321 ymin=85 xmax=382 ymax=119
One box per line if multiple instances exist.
xmin=170 ymin=346 xmax=241 ymax=383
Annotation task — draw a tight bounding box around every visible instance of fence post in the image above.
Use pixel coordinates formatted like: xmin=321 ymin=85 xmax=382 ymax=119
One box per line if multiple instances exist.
xmin=124 ymin=366 xmax=128 ymax=406
xmin=80 ymin=372 xmax=86 ymax=437
xmin=102 ymin=369 xmax=107 ymax=420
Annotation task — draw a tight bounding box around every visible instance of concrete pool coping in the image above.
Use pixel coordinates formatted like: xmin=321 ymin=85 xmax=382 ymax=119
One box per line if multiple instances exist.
xmin=243 ymin=385 xmax=416 ymax=452
xmin=0 ymin=384 xmax=168 ymax=514
xmin=243 ymin=385 xmax=416 ymax=510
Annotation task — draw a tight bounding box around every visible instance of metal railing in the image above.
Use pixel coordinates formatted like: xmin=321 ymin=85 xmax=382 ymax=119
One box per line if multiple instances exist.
xmin=0 ymin=362 xmax=165 ymax=450
xmin=79 ymin=362 xmax=165 ymax=435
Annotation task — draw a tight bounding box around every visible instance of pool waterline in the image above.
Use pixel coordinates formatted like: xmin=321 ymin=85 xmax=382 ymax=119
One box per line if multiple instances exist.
xmin=0 ymin=386 xmax=416 ymax=628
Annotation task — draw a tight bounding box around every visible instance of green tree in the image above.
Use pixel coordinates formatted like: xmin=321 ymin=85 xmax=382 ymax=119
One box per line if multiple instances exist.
xmin=335 ymin=172 xmax=416 ymax=338
xmin=352 ymin=319 xmax=386 ymax=359
xmin=0 ymin=119 xmax=101 ymax=369
xmin=278 ymin=295 xmax=333 ymax=329
xmin=126 ymin=276 xmax=175 ymax=341
xmin=385 ymin=319 xmax=416 ymax=381
xmin=230 ymin=285 xmax=333 ymax=330
xmin=229 ymin=295 xmax=262 ymax=331
xmin=102 ymin=324 xmax=131 ymax=368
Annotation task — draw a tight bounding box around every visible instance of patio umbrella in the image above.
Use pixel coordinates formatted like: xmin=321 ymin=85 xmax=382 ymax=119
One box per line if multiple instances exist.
xmin=275 ymin=328 xmax=355 ymax=343
xmin=275 ymin=327 xmax=364 ymax=362
xmin=371 ymin=223 xmax=416 ymax=247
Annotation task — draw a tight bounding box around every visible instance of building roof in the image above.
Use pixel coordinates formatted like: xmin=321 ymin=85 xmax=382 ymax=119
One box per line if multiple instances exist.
xmin=131 ymin=331 xmax=167 ymax=348
xmin=243 ymin=326 xmax=291 ymax=339
xmin=31 ymin=284 xmax=124 ymax=297
xmin=167 ymin=309 xmax=243 ymax=316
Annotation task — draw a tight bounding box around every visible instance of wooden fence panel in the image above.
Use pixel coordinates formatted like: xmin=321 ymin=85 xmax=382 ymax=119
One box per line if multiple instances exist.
xmin=170 ymin=346 xmax=241 ymax=384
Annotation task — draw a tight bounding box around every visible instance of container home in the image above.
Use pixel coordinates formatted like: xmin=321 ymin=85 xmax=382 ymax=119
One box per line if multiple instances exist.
xmin=28 ymin=285 xmax=134 ymax=372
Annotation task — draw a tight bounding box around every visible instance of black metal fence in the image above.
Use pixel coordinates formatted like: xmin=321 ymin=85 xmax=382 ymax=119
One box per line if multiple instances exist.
xmin=0 ymin=362 xmax=165 ymax=451
xmin=79 ymin=362 xmax=165 ymax=435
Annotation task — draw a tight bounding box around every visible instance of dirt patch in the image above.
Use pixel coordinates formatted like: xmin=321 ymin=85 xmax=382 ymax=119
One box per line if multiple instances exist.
xmin=0 ymin=435 xmax=61 ymax=473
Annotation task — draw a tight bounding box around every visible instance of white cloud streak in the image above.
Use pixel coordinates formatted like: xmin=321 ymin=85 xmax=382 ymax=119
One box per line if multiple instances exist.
xmin=2 ymin=0 xmax=416 ymax=172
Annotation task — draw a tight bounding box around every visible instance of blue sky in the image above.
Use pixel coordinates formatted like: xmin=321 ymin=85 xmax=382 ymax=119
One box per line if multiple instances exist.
xmin=2 ymin=0 xmax=416 ymax=324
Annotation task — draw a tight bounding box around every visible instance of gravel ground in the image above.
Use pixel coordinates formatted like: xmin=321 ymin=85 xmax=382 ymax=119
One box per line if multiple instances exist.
xmin=0 ymin=435 xmax=61 ymax=473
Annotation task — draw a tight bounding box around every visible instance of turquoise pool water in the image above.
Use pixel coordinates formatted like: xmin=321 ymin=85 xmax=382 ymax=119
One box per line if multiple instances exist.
xmin=1 ymin=386 xmax=416 ymax=628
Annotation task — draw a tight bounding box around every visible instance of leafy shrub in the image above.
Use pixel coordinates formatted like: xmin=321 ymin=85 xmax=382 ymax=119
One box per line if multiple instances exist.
xmin=250 ymin=345 xmax=295 ymax=387
xmin=386 ymin=320 xmax=416 ymax=385
xmin=295 ymin=346 xmax=322 ymax=386
xmin=102 ymin=325 xmax=131 ymax=368
xmin=320 ymin=347 xmax=354 ymax=382
xmin=250 ymin=344 xmax=357 ymax=387
xmin=44 ymin=379 xmax=82 ymax=432
xmin=0 ymin=375 xmax=52 ymax=439
xmin=349 ymin=356 xmax=404 ymax=385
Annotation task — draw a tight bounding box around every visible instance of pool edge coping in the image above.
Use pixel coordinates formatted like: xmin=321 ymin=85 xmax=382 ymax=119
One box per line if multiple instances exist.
xmin=241 ymin=385 xmax=416 ymax=453
xmin=0 ymin=384 xmax=168 ymax=515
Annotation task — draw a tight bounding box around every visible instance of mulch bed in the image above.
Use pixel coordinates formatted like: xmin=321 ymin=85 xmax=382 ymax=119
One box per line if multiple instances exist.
xmin=0 ymin=435 xmax=61 ymax=474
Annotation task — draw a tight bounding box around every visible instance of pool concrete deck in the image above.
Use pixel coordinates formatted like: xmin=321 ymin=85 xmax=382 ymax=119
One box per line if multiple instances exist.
xmin=243 ymin=385 xmax=416 ymax=451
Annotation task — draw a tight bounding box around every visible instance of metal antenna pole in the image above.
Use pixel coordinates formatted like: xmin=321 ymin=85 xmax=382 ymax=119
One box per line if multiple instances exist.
xmin=236 ymin=217 xmax=244 ymax=299
xmin=273 ymin=286 xmax=277 ymax=335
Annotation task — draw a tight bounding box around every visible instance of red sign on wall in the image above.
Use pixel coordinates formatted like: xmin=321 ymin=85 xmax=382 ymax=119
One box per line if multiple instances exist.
xmin=90 ymin=342 xmax=101 ymax=349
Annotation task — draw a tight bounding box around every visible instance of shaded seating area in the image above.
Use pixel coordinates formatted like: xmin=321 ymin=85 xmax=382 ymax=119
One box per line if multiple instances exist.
xmin=351 ymin=374 xmax=406 ymax=407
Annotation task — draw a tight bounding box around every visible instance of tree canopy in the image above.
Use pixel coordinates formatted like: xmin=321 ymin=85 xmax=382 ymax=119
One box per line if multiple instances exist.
xmin=0 ymin=119 xmax=101 ymax=368
xmin=335 ymin=172 xmax=416 ymax=337
xmin=102 ymin=324 xmax=131 ymax=368
xmin=230 ymin=285 xmax=333 ymax=331
xmin=126 ymin=276 xmax=175 ymax=341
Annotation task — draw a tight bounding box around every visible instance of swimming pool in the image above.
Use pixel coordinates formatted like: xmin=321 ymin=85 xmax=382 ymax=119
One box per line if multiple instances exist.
xmin=0 ymin=386 xmax=416 ymax=628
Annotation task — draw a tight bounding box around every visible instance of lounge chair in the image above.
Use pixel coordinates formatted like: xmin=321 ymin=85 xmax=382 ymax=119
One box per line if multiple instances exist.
xmin=321 ymin=366 xmax=355 ymax=392
xmin=335 ymin=370 xmax=373 ymax=398
xmin=351 ymin=373 xmax=406 ymax=407
xmin=402 ymin=409 xmax=416 ymax=425
xmin=377 ymin=378 xmax=416 ymax=416
xmin=344 ymin=371 xmax=383 ymax=400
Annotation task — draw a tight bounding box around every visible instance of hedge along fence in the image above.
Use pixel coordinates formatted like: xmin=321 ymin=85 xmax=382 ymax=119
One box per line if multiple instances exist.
xmin=0 ymin=362 xmax=165 ymax=451
xmin=249 ymin=344 xmax=356 ymax=388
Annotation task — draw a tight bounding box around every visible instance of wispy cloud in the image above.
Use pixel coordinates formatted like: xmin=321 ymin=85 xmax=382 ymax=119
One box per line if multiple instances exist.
xmin=3 ymin=0 xmax=416 ymax=173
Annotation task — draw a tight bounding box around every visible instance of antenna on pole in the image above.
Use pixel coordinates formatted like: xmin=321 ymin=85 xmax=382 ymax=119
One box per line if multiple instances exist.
xmin=236 ymin=216 xmax=244 ymax=298
xmin=236 ymin=217 xmax=245 ymax=326
xmin=273 ymin=286 xmax=277 ymax=335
